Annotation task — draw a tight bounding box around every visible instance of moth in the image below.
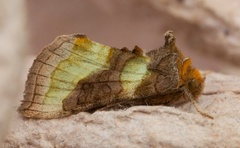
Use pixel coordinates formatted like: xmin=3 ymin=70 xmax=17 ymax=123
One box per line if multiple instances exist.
xmin=18 ymin=31 xmax=212 ymax=119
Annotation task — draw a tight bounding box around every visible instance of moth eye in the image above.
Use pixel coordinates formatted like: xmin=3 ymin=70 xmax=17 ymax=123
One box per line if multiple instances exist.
xmin=188 ymin=79 xmax=197 ymax=89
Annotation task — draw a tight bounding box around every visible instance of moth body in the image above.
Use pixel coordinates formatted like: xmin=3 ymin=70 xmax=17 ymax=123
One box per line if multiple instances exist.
xmin=19 ymin=31 xmax=205 ymax=119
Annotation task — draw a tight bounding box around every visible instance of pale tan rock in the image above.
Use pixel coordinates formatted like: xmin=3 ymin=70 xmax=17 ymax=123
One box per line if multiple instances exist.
xmin=4 ymin=72 xmax=240 ymax=147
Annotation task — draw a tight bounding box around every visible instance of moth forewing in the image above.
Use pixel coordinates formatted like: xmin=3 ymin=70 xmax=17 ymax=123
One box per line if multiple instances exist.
xmin=18 ymin=31 xmax=210 ymax=119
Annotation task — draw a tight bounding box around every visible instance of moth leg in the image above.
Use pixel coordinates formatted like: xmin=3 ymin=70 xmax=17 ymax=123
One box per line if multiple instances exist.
xmin=97 ymin=94 xmax=176 ymax=111
xmin=97 ymin=98 xmax=147 ymax=111
xmin=183 ymin=88 xmax=213 ymax=119
xmin=97 ymin=102 xmax=126 ymax=111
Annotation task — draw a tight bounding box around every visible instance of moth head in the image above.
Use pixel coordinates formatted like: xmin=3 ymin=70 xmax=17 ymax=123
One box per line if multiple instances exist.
xmin=187 ymin=72 xmax=205 ymax=98
xmin=181 ymin=58 xmax=205 ymax=99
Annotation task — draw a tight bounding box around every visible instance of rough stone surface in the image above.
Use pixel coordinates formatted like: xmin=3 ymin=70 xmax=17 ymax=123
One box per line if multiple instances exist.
xmin=4 ymin=72 xmax=240 ymax=147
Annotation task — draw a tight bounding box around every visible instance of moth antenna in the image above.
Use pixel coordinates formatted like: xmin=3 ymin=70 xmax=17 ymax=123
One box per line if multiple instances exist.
xmin=183 ymin=88 xmax=213 ymax=119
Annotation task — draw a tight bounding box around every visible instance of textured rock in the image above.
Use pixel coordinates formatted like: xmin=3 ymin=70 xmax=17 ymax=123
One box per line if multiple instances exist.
xmin=4 ymin=72 xmax=240 ymax=147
